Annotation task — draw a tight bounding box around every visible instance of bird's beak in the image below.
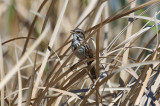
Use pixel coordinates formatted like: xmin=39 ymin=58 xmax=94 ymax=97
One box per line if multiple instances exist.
xmin=70 ymin=30 xmax=76 ymax=34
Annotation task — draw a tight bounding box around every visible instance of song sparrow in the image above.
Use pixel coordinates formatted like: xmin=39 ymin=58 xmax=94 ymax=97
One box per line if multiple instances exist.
xmin=71 ymin=28 xmax=96 ymax=79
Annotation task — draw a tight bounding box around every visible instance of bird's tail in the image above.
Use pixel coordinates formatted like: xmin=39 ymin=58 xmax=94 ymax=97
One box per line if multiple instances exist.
xmin=87 ymin=61 xmax=96 ymax=79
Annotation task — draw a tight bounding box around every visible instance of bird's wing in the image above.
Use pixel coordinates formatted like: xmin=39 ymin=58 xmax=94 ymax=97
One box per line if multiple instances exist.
xmin=88 ymin=38 xmax=96 ymax=53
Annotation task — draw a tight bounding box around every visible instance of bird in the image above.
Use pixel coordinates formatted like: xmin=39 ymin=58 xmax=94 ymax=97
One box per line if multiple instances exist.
xmin=71 ymin=28 xmax=96 ymax=79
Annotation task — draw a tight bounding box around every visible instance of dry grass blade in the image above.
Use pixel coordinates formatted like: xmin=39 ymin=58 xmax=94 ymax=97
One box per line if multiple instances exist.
xmin=21 ymin=0 xmax=48 ymax=55
xmin=135 ymin=12 xmax=160 ymax=105
xmin=1 ymin=0 xmax=160 ymax=105
xmin=120 ymin=0 xmax=136 ymax=85
xmin=38 ymin=87 xmax=80 ymax=99
xmin=0 ymin=36 xmax=4 ymax=106
xmin=80 ymin=60 xmax=160 ymax=105
xmin=0 ymin=25 xmax=50 ymax=89
xmin=25 ymin=50 xmax=38 ymax=106
xmin=14 ymin=43 xmax=22 ymax=106
xmin=123 ymin=15 xmax=160 ymax=23
xmin=1 ymin=37 xmax=36 ymax=45
xmin=85 ymin=0 xmax=160 ymax=33
xmin=114 ymin=26 xmax=151 ymax=49
xmin=41 ymin=0 xmax=56 ymax=32
xmin=31 ymin=0 xmax=69 ymax=99
xmin=135 ymin=53 xmax=158 ymax=105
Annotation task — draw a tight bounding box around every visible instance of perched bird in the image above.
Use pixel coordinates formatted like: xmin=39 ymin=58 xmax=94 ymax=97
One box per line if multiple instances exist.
xmin=71 ymin=28 xmax=96 ymax=79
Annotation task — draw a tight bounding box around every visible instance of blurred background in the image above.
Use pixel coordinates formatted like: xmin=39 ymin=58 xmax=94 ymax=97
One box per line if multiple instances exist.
xmin=1 ymin=0 xmax=160 ymax=105
xmin=1 ymin=0 xmax=160 ymax=77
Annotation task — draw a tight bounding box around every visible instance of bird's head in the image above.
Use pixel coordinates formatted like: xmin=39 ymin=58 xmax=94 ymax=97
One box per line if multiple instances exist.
xmin=71 ymin=28 xmax=85 ymax=41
